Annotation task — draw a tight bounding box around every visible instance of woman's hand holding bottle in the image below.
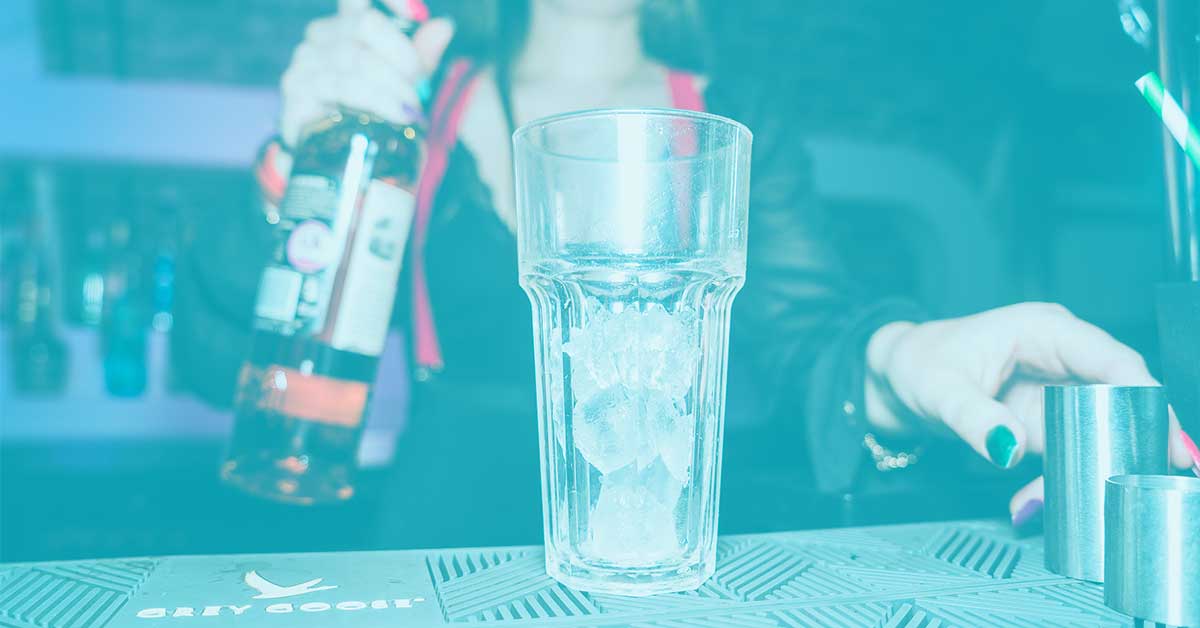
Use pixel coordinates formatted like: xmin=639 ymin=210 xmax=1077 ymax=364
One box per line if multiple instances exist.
xmin=279 ymin=0 xmax=454 ymax=148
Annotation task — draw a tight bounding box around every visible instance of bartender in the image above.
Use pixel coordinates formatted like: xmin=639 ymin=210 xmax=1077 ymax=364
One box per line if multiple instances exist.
xmin=176 ymin=0 xmax=1195 ymax=545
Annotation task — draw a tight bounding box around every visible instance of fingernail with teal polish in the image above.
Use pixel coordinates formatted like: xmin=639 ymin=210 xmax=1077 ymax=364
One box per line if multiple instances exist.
xmin=986 ymin=425 xmax=1019 ymax=469
xmin=415 ymin=79 xmax=432 ymax=103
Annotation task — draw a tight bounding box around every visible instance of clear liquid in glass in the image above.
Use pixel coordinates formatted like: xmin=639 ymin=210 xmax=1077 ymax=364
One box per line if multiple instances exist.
xmin=522 ymin=256 xmax=743 ymax=595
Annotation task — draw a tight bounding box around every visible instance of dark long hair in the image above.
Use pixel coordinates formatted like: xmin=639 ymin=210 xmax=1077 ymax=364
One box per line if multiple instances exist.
xmin=431 ymin=0 xmax=709 ymax=73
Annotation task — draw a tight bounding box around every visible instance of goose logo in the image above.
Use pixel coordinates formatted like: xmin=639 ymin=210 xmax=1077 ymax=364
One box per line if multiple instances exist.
xmin=134 ymin=569 xmax=424 ymax=620
xmin=244 ymin=570 xmax=337 ymax=599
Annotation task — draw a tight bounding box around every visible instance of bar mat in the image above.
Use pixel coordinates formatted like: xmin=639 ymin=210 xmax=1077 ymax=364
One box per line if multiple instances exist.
xmin=0 ymin=520 xmax=1130 ymax=627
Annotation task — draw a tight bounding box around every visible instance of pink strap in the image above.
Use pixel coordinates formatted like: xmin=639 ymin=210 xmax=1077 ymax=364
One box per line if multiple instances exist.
xmin=411 ymin=60 xmax=479 ymax=370
xmin=667 ymin=71 xmax=706 ymax=237
xmin=668 ymin=71 xmax=706 ymax=111
xmin=667 ymin=71 xmax=705 ymax=157
xmin=254 ymin=141 xmax=288 ymax=203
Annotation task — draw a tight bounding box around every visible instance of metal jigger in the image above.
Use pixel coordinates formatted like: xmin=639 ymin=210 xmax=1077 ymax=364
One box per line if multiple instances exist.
xmin=1104 ymin=475 xmax=1200 ymax=627
xmin=1043 ymin=385 xmax=1169 ymax=582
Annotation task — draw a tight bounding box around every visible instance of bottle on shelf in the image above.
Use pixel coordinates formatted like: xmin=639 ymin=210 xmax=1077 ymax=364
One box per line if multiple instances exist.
xmin=147 ymin=197 xmax=179 ymax=396
xmin=67 ymin=218 xmax=109 ymax=328
xmin=7 ymin=168 xmax=69 ymax=395
xmin=101 ymin=217 xmax=149 ymax=398
xmin=62 ymin=172 xmax=112 ymax=328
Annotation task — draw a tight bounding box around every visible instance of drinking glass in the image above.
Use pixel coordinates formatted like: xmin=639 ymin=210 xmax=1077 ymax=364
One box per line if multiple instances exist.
xmin=514 ymin=108 xmax=751 ymax=595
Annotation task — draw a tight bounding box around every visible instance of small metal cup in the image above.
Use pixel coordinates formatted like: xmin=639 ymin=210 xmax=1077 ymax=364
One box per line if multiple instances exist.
xmin=1105 ymin=474 xmax=1200 ymax=627
xmin=1043 ymin=385 xmax=1169 ymax=581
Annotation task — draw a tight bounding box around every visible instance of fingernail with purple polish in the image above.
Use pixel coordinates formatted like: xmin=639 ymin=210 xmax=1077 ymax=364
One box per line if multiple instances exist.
xmin=1012 ymin=498 xmax=1043 ymax=527
xmin=401 ymin=103 xmax=425 ymax=125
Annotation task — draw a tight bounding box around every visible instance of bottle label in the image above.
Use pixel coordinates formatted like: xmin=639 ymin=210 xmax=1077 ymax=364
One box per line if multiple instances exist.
xmin=252 ymin=175 xmax=413 ymax=357
xmin=237 ymin=363 xmax=368 ymax=427
xmin=286 ymin=220 xmax=337 ymax=273
xmin=328 ymin=180 xmax=413 ymax=356
xmin=253 ymin=174 xmax=341 ymax=333
xmin=254 ymin=266 xmax=303 ymax=322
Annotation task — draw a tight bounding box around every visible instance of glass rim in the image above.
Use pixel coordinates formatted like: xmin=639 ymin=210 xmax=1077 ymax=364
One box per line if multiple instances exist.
xmin=1107 ymin=474 xmax=1200 ymax=493
xmin=512 ymin=107 xmax=752 ymax=161
xmin=1043 ymin=384 xmax=1163 ymax=391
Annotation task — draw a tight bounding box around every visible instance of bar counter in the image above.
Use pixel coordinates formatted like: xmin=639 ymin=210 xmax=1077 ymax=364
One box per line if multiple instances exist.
xmin=0 ymin=520 xmax=1131 ymax=627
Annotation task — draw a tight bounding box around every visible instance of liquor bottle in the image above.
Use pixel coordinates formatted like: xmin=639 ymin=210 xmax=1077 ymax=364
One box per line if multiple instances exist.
xmin=7 ymin=170 xmax=68 ymax=394
xmin=63 ymin=173 xmax=111 ymax=327
xmin=101 ymin=217 xmax=149 ymax=397
xmin=0 ymin=169 xmax=22 ymax=327
xmin=221 ymin=108 xmax=423 ymax=504
xmin=70 ymin=221 xmax=108 ymax=327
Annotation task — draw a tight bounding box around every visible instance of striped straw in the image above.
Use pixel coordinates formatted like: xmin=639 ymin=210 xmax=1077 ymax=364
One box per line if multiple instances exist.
xmin=1136 ymin=71 xmax=1200 ymax=169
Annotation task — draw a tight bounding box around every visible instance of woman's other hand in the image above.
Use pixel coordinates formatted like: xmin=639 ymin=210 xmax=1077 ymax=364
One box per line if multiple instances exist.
xmin=279 ymin=0 xmax=454 ymax=148
xmin=863 ymin=302 xmax=1196 ymax=521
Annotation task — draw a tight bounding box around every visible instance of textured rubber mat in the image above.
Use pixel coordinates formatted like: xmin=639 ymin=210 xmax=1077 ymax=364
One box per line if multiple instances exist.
xmin=0 ymin=520 xmax=1132 ymax=627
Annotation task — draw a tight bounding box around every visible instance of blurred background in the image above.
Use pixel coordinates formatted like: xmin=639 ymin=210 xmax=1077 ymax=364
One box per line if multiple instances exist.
xmin=0 ymin=0 xmax=1177 ymax=562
